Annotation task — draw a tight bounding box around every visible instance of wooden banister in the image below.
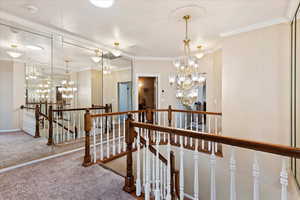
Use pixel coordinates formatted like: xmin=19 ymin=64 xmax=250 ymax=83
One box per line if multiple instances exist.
xmin=130 ymin=121 xmax=300 ymax=159
xmin=83 ymin=109 xmax=92 ymax=167
xmin=123 ymin=114 xmax=136 ymax=193
xmin=47 ymin=105 xmax=53 ymax=145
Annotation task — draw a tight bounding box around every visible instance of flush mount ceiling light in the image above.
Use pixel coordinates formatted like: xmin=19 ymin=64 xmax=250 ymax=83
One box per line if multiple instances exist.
xmin=6 ymin=44 xmax=22 ymax=58
xmin=91 ymin=49 xmax=102 ymax=63
xmin=195 ymin=45 xmax=204 ymax=59
xmin=89 ymin=0 xmax=114 ymax=8
xmin=26 ymin=45 xmax=44 ymax=51
xmin=111 ymin=42 xmax=122 ymax=57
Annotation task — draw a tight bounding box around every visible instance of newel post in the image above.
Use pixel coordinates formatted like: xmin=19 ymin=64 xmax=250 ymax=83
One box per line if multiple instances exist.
xmin=83 ymin=109 xmax=92 ymax=167
xmin=34 ymin=105 xmax=40 ymax=138
xmin=47 ymin=105 xmax=53 ymax=145
xmin=123 ymin=113 xmax=136 ymax=193
xmin=168 ymin=105 xmax=172 ymax=127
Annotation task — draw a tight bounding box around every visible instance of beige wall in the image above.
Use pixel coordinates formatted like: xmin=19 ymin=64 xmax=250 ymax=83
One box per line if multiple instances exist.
xmin=0 ymin=60 xmax=25 ymax=131
xmin=103 ymin=69 xmax=131 ymax=112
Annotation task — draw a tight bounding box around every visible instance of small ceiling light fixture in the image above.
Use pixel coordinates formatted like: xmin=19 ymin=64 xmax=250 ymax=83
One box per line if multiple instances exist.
xmin=195 ymin=45 xmax=204 ymax=59
xmin=111 ymin=42 xmax=122 ymax=57
xmin=7 ymin=44 xmax=22 ymax=58
xmin=26 ymin=45 xmax=44 ymax=51
xmin=89 ymin=0 xmax=114 ymax=8
xmin=91 ymin=48 xmax=102 ymax=63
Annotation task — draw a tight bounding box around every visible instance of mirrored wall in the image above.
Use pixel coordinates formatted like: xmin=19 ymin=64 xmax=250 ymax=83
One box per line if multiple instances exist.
xmin=291 ymin=4 xmax=300 ymax=188
xmin=0 ymin=21 xmax=133 ymax=169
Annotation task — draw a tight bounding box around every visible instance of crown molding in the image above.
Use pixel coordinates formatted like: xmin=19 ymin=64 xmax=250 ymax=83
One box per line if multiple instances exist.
xmin=220 ymin=17 xmax=289 ymax=38
xmin=286 ymin=0 xmax=300 ymax=20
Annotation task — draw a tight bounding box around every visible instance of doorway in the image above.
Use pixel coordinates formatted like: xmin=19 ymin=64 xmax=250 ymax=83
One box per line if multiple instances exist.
xmin=118 ymin=81 xmax=132 ymax=112
xmin=138 ymin=77 xmax=157 ymax=110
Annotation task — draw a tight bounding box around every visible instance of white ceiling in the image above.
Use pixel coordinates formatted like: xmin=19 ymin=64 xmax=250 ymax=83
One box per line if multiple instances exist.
xmin=0 ymin=0 xmax=292 ymax=58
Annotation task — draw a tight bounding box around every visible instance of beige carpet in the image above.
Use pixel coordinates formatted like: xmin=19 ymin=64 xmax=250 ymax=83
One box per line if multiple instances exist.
xmin=0 ymin=131 xmax=85 ymax=169
xmin=0 ymin=150 xmax=134 ymax=200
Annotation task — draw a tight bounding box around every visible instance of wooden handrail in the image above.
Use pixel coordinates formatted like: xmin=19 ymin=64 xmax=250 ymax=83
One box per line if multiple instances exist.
xmin=52 ymin=106 xmax=106 ymax=112
xmin=91 ymin=110 xmax=146 ymax=118
xmin=171 ymin=109 xmax=222 ymax=116
xmin=20 ymin=105 xmax=35 ymax=110
xmin=131 ymin=121 xmax=300 ymax=159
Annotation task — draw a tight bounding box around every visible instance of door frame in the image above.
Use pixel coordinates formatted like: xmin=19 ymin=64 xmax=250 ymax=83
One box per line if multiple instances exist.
xmin=134 ymin=73 xmax=160 ymax=110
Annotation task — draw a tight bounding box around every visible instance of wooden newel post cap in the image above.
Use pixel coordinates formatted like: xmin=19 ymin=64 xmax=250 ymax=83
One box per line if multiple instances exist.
xmin=20 ymin=105 xmax=24 ymax=109
xmin=84 ymin=109 xmax=92 ymax=132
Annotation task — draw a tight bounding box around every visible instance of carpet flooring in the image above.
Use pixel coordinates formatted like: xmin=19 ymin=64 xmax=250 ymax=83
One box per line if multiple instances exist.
xmin=0 ymin=131 xmax=85 ymax=169
xmin=0 ymin=150 xmax=134 ymax=200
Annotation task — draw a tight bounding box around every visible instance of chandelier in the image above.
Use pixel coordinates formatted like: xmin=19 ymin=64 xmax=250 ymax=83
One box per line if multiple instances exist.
xmin=36 ymin=81 xmax=50 ymax=101
xmin=169 ymin=15 xmax=205 ymax=107
xmin=58 ymin=60 xmax=77 ymax=100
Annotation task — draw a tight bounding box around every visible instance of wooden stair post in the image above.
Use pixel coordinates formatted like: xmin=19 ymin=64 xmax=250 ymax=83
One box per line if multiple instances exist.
xmin=168 ymin=105 xmax=172 ymax=127
xmin=34 ymin=104 xmax=40 ymax=138
xmin=83 ymin=109 xmax=92 ymax=167
xmin=123 ymin=113 xmax=136 ymax=193
xmin=47 ymin=105 xmax=53 ymax=145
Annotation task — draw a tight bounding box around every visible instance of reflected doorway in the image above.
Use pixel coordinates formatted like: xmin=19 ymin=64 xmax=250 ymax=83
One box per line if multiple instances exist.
xmin=118 ymin=81 xmax=132 ymax=112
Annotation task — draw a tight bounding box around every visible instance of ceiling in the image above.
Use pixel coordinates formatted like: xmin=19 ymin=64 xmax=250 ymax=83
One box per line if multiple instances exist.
xmin=0 ymin=0 xmax=292 ymax=58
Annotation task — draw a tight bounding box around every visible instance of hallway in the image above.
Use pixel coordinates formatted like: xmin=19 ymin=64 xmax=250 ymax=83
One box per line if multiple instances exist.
xmin=0 ymin=150 xmax=133 ymax=200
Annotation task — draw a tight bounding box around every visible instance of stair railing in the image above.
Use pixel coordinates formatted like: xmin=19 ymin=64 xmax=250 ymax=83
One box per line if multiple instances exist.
xmin=47 ymin=104 xmax=111 ymax=145
xmin=126 ymin=119 xmax=300 ymax=200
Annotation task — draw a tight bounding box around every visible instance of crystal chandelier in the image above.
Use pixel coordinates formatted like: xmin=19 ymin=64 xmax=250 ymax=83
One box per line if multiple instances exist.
xmin=58 ymin=60 xmax=77 ymax=100
xmin=169 ymin=15 xmax=205 ymax=107
xmin=36 ymin=81 xmax=50 ymax=101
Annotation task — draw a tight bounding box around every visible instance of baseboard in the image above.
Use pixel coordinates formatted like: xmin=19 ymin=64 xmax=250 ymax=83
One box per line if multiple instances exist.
xmin=0 ymin=129 xmax=21 ymax=133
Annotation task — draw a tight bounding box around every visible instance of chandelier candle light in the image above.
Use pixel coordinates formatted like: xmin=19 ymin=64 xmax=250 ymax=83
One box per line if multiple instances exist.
xmin=169 ymin=15 xmax=205 ymax=107
xmin=58 ymin=60 xmax=77 ymax=100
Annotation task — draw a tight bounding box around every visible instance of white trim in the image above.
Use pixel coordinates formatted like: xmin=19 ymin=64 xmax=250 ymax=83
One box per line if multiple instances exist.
xmin=134 ymin=73 xmax=161 ymax=110
xmin=220 ymin=17 xmax=289 ymax=37
xmin=286 ymin=0 xmax=300 ymax=20
xmin=0 ymin=129 xmax=21 ymax=133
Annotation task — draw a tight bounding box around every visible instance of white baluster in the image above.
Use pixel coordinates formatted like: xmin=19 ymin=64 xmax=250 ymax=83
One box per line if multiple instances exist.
xmin=112 ymin=116 xmax=116 ymax=155
xmin=208 ymin=116 xmax=211 ymax=151
xmin=56 ymin=113 xmax=59 ymax=143
xmin=280 ymin=159 xmax=288 ymax=200
xmin=174 ymin=112 xmax=178 ymax=143
xmin=164 ymin=165 xmax=167 ymax=199
xmin=106 ymin=119 xmax=110 ymax=158
xmin=136 ymin=129 xmax=142 ymax=196
xmin=143 ymin=130 xmax=146 ymax=192
xmin=230 ymin=148 xmax=236 ymax=200
xmin=180 ymin=135 xmax=184 ymax=200
xmin=100 ymin=117 xmax=103 ymax=160
xmin=253 ymin=153 xmax=260 ymax=200
xmin=210 ymin=142 xmax=216 ymax=200
xmin=123 ymin=116 xmax=126 ymax=152
xmin=155 ymin=133 xmax=161 ymax=200
xmin=93 ymin=119 xmax=96 ymax=163
xmin=152 ymin=152 xmax=156 ymax=192
xmin=78 ymin=112 xmax=81 ymax=138
xmin=166 ymin=133 xmax=172 ymax=200
xmin=145 ymin=133 xmax=150 ymax=200
xmin=160 ymin=162 xmax=163 ymax=198
xmin=194 ymin=139 xmax=199 ymax=200
xmin=67 ymin=112 xmax=70 ymax=141
xmin=202 ymin=114 xmax=205 ymax=149
xmin=118 ymin=116 xmax=121 ymax=153
xmin=184 ymin=113 xmax=187 ymax=146
xmin=214 ymin=116 xmax=218 ymax=151
xmin=190 ymin=113 xmax=193 ymax=145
